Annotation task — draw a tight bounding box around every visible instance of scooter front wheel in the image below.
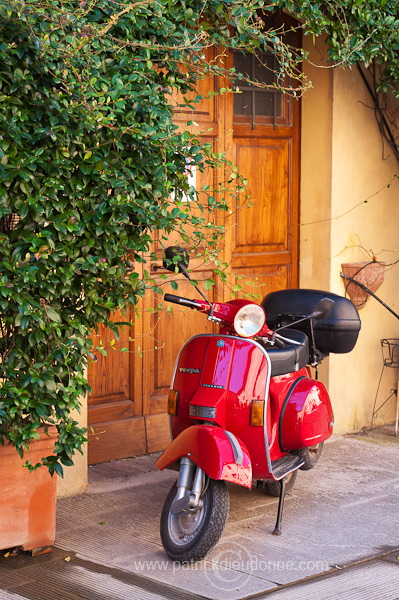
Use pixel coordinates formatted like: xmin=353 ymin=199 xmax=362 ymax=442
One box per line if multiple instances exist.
xmin=160 ymin=477 xmax=229 ymax=563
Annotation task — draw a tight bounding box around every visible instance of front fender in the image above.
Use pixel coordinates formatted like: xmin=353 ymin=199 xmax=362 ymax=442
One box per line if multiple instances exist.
xmin=155 ymin=425 xmax=252 ymax=489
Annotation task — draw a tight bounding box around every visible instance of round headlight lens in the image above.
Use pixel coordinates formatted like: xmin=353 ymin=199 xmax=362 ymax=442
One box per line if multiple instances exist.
xmin=233 ymin=304 xmax=266 ymax=337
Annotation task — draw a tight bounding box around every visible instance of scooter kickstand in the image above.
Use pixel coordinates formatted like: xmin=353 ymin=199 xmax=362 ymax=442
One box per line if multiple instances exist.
xmin=272 ymin=478 xmax=286 ymax=536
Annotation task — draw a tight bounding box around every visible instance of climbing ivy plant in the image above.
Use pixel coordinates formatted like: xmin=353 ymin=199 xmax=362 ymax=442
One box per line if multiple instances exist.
xmin=0 ymin=0 xmax=306 ymax=475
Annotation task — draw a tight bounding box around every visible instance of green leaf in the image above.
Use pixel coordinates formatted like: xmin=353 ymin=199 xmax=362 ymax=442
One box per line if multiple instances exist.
xmin=45 ymin=308 xmax=61 ymax=323
xmin=203 ymin=278 xmax=215 ymax=291
xmin=45 ymin=380 xmax=57 ymax=393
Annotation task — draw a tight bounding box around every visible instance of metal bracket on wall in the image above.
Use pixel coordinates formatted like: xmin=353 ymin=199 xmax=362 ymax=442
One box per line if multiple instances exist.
xmin=371 ymin=338 xmax=399 ymax=436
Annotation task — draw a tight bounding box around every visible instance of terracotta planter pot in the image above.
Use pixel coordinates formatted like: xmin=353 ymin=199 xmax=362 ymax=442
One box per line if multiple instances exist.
xmin=0 ymin=426 xmax=58 ymax=554
xmin=341 ymin=261 xmax=385 ymax=308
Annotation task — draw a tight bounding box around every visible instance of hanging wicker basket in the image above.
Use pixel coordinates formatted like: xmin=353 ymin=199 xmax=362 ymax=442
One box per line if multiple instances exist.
xmin=341 ymin=261 xmax=385 ymax=308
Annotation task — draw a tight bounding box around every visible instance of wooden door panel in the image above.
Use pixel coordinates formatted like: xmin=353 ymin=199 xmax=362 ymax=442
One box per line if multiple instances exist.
xmin=173 ymin=47 xmax=218 ymax=131
xmin=231 ymin=265 xmax=289 ymax=303
xmin=235 ymin=140 xmax=291 ymax=252
xmin=145 ymin=413 xmax=172 ymax=454
xmin=227 ymin=135 xmax=298 ymax=292
xmin=88 ymin=314 xmax=133 ymax=404
xmin=88 ymin=418 xmax=146 ymax=465
xmin=225 ymin=134 xmax=298 ymax=292
xmin=88 ymin=400 xmax=135 ymax=424
xmin=87 ymin=308 xmax=145 ymax=463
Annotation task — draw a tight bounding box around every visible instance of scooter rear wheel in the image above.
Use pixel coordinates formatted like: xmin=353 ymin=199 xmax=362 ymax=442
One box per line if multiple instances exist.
xmin=160 ymin=477 xmax=229 ymax=563
xmin=295 ymin=442 xmax=324 ymax=470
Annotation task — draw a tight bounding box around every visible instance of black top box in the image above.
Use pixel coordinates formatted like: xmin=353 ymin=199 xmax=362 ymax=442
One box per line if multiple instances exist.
xmin=261 ymin=289 xmax=361 ymax=356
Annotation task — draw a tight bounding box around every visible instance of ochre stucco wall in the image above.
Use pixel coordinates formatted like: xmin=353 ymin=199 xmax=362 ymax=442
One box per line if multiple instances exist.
xmin=57 ymin=396 xmax=88 ymax=498
xmin=301 ymin=37 xmax=399 ymax=433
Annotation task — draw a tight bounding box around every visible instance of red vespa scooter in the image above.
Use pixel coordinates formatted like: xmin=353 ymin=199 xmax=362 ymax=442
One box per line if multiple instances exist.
xmin=156 ymin=247 xmax=361 ymax=563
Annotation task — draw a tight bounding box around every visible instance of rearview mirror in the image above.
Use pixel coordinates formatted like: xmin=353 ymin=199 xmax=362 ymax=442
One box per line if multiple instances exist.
xmin=312 ymin=298 xmax=335 ymax=320
xmin=163 ymin=246 xmax=190 ymax=277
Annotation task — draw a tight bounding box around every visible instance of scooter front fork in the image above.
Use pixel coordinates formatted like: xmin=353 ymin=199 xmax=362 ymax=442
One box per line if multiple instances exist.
xmin=272 ymin=478 xmax=286 ymax=536
xmin=171 ymin=456 xmax=205 ymax=515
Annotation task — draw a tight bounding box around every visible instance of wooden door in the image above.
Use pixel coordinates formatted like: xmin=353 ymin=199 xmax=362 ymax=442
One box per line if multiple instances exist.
xmin=222 ymin=23 xmax=301 ymax=300
xmin=87 ymin=26 xmax=301 ymax=463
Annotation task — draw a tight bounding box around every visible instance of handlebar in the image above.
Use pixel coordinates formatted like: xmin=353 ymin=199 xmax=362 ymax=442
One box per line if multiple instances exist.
xmin=164 ymin=293 xmax=274 ymax=338
xmin=164 ymin=294 xmax=204 ymax=310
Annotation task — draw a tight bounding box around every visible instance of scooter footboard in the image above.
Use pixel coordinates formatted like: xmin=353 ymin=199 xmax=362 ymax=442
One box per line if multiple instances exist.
xmin=155 ymin=425 xmax=252 ymax=489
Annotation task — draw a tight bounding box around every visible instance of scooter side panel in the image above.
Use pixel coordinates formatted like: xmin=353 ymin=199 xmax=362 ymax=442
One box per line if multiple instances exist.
xmin=280 ymin=378 xmax=333 ymax=450
xmin=155 ymin=425 xmax=252 ymax=488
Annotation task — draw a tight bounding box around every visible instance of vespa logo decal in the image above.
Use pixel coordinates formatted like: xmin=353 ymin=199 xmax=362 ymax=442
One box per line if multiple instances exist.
xmin=179 ymin=368 xmax=200 ymax=374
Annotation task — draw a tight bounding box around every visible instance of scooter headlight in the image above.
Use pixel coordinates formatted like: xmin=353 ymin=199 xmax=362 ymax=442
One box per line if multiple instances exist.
xmin=233 ymin=304 xmax=266 ymax=337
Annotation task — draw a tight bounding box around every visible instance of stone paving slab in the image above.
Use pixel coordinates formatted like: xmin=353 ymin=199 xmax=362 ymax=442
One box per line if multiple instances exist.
xmin=255 ymin=557 xmax=399 ymax=600
xmin=0 ymin=551 xmax=211 ymax=600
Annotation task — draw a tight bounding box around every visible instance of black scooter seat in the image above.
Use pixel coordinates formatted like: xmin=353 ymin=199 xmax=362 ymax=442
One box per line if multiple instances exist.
xmin=259 ymin=329 xmax=309 ymax=376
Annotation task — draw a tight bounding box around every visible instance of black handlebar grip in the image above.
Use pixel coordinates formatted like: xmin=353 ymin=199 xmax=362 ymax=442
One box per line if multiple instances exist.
xmin=274 ymin=336 xmax=286 ymax=349
xmin=164 ymin=294 xmax=201 ymax=309
xmin=164 ymin=294 xmax=184 ymax=305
